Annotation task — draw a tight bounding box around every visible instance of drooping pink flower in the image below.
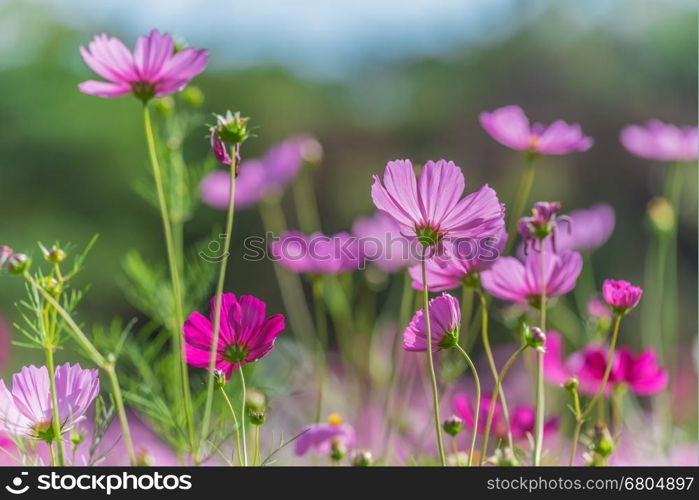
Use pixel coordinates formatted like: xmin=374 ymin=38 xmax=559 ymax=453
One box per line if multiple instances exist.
xmin=0 ymin=246 xmax=12 ymax=270
xmin=0 ymin=364 xmax=99 ymax=439
xmin=270 ymin=231 xmax=362 ymax=275
xmin=79 ymin=30 xmax=208 ymax=100
xmin=621 ymin=120 xmax=698 ymax=162
xmin=453 ymin=393 xmax=557 ymax=440
xmin=403 ymin=293 xmax=461 ymax=352
xmin=479 ymin=105 xmax=593 ymax=155
xmin=544 ymin=332 xmax=667 ymax=396
xmin=555 ymin=203 xmax=615 ymax=253
xmin=518 ymin=201 xmax=570 ymax=254
xmin=371 ymin=159 xmax=505 ymax=246
xmin=602 ymin=279 xmax=642 ymax=314
xmin=294 ymin=413 xmax=356 ymax=456
xmin=201 ymin=135 xmax=315 ymax=210
xmin=352 ymin=212 xmax=416 ymax=273
xmin=408 ymin=229 xmax=507 ymax=291
xmin=183 ymin=293 xmax=284 ymax=380
xmin=480 ymin=251 xmax=582 ymax=306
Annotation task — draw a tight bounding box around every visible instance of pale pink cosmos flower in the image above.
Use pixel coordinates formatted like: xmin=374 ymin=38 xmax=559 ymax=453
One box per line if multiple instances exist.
xmin=294 ymin=414 xmax=356 ymax=457
xmin=621 ymin=120 xmax=698 ymax=162
xmin=0 ymin=364 xmax=99 ymax=439
xmin=270 ymin=231 xmax=362 ymax=275
xmin=408 ymin=229 xmax=507 ymax=292
xmin=480 ymin=251 xmax=582 ymax=306
xmin=79 ymin=29 xmax=207 ymax=100
xmin=602 ymin=279 xmax=642 ymax=314
xmin=352 ymin=212 xmax=416 ymax=273
xmin=544 ymin=332 xmax=667 ymax=396
xmin=480 ymin=105 xmax=593 ymax=155
xmin=371 ymin=159 xmax=505 ymax=246
xmin=183 ymin=293 xmax=284 ymax=380
xmin=403 ymin=293 xmax=461 ymax=352
xmin=201 ymin=135 xmax=315 ymax=210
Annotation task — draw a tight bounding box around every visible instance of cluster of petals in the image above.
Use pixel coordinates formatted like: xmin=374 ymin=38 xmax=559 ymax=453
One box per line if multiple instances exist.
xmin=621 ymin=120 xmax=698 ymax=162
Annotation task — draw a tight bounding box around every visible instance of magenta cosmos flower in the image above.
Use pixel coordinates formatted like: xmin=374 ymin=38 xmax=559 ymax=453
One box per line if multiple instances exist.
xmin=602 ymin=279 xmax=642 ymax=315
xmin=79 ymin=30 xmax=207 ymax=100
xmin=0 ymin=364 xmax=99 ymax=439
xmin=371 ymin=159 xmax=505 ymax=246
xmin=352 ymin=212 xmax=416 ymax=273
xmin=544 ymin=332 xmax=667 ymax=396
xmin=183 ymin=293 xmax=284 ymax=380
xmin=201 ymin=135 xmax=317 ymax=210
xmin=453 ymin=393 xmax=557 ymax=440
xmin=481 ymin=251 xmax=582 ymax=306
xmin=480 ymin=105 xmax=593 ymax=155
xmin=621 ymin=120 xmax=698 ymax=162
xmin=403 ymin=293 xmax=460 ymax=352
xmin=409 ymin=229 xmax=506 ymax=292
xmin=270 ymin=231 xmax=362 ymax=275
xmin=294 ymin=413 xmax=356 ymax=456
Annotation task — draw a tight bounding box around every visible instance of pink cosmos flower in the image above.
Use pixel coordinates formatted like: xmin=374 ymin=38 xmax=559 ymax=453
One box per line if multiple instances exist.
xmin=403 ymin=293 xmax=461 ymax=352
xmin=544 ymin=332 xmax=667 ymax=396
xmin=453 ymin=393 xmax=557 ymax=440
xmin=408 ymin=229 xmax=507 ymax=291
xmin=352 ymin=212 xmax=417 ymax=273
xmin=79 ymin=30 xmax=208 ymax=100
xmin=0 ymin=364 xmax=99 ymax=439
xmin=602 ymin=279 xmax=642 ymax=314
xmin=201 ymin=135 xmax=315 ymax=210
xmin=294 ymin=414 xmax=356 ymax=456
xmin=555 ymin=203 xmax=615 ymax=253
xmin=620 ymin=120 xmax=698 ymax=162
xmin=183 ymin=293 xmax=284 ymax=380
xmin=479 ymin=105 xmax=593 ymax=155
xmin=480 ymin=250 xmax=582 ymax=305
xmin=371 ymin=159 xmax=505 ymax=245
xmin=270 ymin=231 xmax=362 ymax=275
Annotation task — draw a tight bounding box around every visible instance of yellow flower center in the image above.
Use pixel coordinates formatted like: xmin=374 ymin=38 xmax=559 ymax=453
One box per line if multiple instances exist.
xmin=327 ymin=413 xmax=343 ymax=426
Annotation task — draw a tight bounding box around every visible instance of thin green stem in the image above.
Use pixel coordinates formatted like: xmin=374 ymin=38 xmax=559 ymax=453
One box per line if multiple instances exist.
xmin=218 ymin=387 xmax=243 ymax=466
xmin=421 ymin=248 xmax=446 ymax=466
xmin=460 ymin=284 xmax=473 ymax=348
xmin=104 ymin=365 xmax=135 ymax=466
xmin=480 ymin=345 xmax=527 ymax=465
xmin=293 ymin=167 xmax=322 ymax=233
xmin=475 ymin=288 xmax=514 ymax=449
xmin=200 ymin=146 xmax=238 ymax=456
xmin=48 ymin=442 xmax=56 ymax=466
xmin=253 ymin=425 xmax=261 ymax=466
xmin=312 ymin=278 xmax=328 ymax=423
xmin=532 ymin=248 xmax=547 ymax=466
xmin=45 ymin=345 xmax=65 ymax=466
xmin=568 ymin=314 xmax=623 ymax=465
xmin=143 ymin=106 xmax=194 ymax=453
xmin=504 ymin=155 xmax=537 ymax=255
xmin=455 ymin=344 xmax=480 ymax=466
xmin=238 ymin=368 xmax=248 ymax=466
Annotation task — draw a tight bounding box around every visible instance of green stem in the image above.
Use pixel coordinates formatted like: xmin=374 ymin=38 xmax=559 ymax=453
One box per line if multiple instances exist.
xmin=200 ymin=145 xmax=238 ymax=455
xmin=45 ymin=346 xmax=65 ymax=466
xmin=567 ymin=385 xmax=582 ymax=466
xmin=253 ymin=425 xmax=261 ymax=466
xmin=142 ymin=106 xmax=194 ymax=453
xmin=238 ymin=368 xmax=248 ymax=466
xmin=475 ymin=288 xmax=514 ymax=449
xmin=218 ymin=387 xmax=243 ymax=466
xmin=480 ymin=345 xmax=527 ymax=465
xmin=569 ymin=314 xmax=623 ymax=465
xmin=421 ymin=248 xmax=446 ymax=466
xmin=293 ymin=167 xmax=322 ymax=233
xmin=24 ymin=274 xmax=136 ymax=465
xmin=312 ymin=278 xmax=328 ymax=423
xmin=454 ymin=344 xmax=480 ymax=466
xmin=504 ymin=155 xmax=537 ymax=255
xmin=48 ymin=442 xmax=56 ymax=466
xmin=460 ymin=284 xmax=473 ymax=348
xmin=532 ymin=247 xmax=547 ymax=466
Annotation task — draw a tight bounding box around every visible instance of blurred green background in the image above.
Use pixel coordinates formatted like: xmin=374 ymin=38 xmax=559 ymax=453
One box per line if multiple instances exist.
xmin=0 ymin=0 xmax=696 ymax=387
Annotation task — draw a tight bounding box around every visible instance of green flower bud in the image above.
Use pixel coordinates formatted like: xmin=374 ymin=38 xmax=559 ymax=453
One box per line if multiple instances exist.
xmin=442 ymin=415 xmax=464 ymax=436
xmin=351 ymin=450 xmax=373 ymax=467
xmin=7 ymin=254 xmax=30 ymax=274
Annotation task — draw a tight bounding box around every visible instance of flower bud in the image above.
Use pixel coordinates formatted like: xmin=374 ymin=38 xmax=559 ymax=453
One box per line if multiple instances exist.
xmin=0 ymin=246 xmax=13 ymax=270
xmin=40 ymin=276 xmax=63 ymax=297
xmin=299 ymin=135 xmax=323 ymax=164
xmin=563 ymin=376 xmax=579 ymax=392
xmin=602 ymin=279 xmax=642 ymax=315
xmin=136 ymin=450 xmax=156 ymax=467
xmin=181 ymin=85 xmax=204 ymax=108
xmin=211 ymin=111 xmax=251 ymax=147
xmin=329 ymin=438 xmax=347 ymax=462
xmin=70 ymin=429 xmax=85 ymax=445
xmin=44 ymin=245 xmax=66 ymax=264
xmin=647 ymin=197 xmax=675 ymax=234
xmin=442 ymin=415 xmax=464 ymax=436
xmin=7 ymin=253 xmax=30 ymax=274
xmin=213 ymin=369 xmax=226 ymax=390
xmin=155 ymin=96 xmax=175 ymax=116
xmin=245 ymin=389 xmax=267 ymax=413
xmin=248 ymin=409 xmax=266 ymax=426
xmin=350 ymin=449 xmax=373 ymax=467
xmin=487 ymin=447 xmax=520 ymax=466
xmin=524 ymin=326 xmax=546 ymax=352
xmin=585 ymin=422 xmax=615 ymax=466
